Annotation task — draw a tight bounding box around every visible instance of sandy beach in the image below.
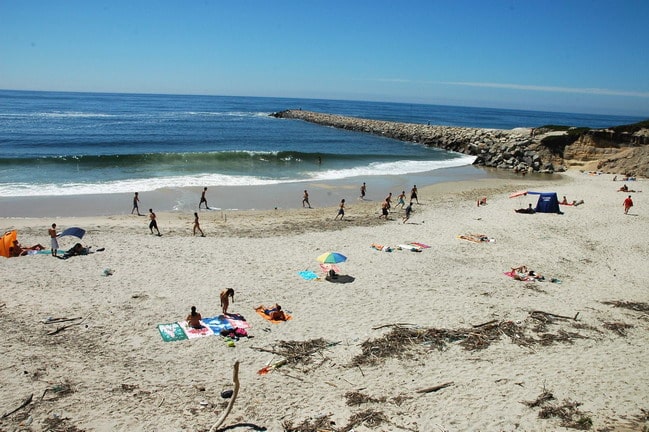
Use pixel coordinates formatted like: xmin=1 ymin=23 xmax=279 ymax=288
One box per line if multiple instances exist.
xmin=1 ymin=170 xmax=648 ymax=432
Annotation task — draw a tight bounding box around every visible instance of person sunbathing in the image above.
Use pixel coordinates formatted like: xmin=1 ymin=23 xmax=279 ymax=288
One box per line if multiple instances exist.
xmin=267 ymin=305 xmax=287 ymax=321
xmin=186 ymin=306 xmax=203 ymax=329
xmin=325 ymin=268 xmax=339 ymax=280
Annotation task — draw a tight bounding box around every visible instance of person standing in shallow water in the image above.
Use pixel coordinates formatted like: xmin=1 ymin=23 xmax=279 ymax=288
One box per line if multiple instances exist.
xmin=199 ymin=187 xmax=210 ymax=210
xmin=360 ymin=182 xmax=366 ymax=200
xmin=131 ymin=192 xmax=142 ymax=215
xmin=302 ymin=190 xmax=312 ymax=208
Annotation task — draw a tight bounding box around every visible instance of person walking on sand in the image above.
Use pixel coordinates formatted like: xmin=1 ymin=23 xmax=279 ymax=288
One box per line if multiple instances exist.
xmin=379 ymin=199 xmax=389 ymax=219
xmin=193 ymin=212 xmax=205 ymax=237
xmin=403 ymin=202 xmax=413 ymax=223
xmin=623 ymin=195 xmax=634 ymax=214
xmin=360 ymin=182 xmax=366 ymax=200
xmin=149 ymin=209 xmax=161 ymax=236
xmin=334 ymin=199 xmax=345 ymax=220
xmin=302 ymin=190 xmax=312 ymax=208
xmin=410 ymin=185 xmax=419 ymax=204
xmin=384 ymin=192 xmax=392 ymax=210
xmin=186 ymin=306 xmax=203 ymax=329
xmin=48 ymin=223 xmax=59 ymax=257
xmin=395 ymin=191 xmax=406 ymax=209
xmin=199 ymin=187 xmax=210 ymax=210
xmin=220 ymin=288 xmax=235 ymax=315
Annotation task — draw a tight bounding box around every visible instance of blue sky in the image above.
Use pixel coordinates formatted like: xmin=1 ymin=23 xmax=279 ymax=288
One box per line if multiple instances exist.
xmin=1 ymin=0 xmax=648 ymax=116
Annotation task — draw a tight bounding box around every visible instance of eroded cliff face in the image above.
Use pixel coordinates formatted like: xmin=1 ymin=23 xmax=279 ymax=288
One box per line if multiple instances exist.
xmin=553 ymin=131 xmax=649 ymax=177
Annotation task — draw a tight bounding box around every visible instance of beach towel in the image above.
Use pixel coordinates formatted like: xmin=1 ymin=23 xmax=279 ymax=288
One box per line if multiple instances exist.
xmin=225 ymin=313 xmax=251 ymax=329
xmin=202 ymin=315 xmax=233 ymax=334
xmin=408 ymin=242 xmax=430 ymax=249
xmin=457 ymin=234 xmax=495 ymax=243
xmin=397 ymin=244 xmax=422 ymax=252
xmin=157 ymin=322 xmax=189 ymax=342
xmin=503 ymin=271 xmax=532 ymax=282
xmin=178 ymin=320 xmax=215 ymax=339
xmin=255 ymin=306 xmax=293 ymax=324
xmin=298 ymin=270 xmax=319 ymax=280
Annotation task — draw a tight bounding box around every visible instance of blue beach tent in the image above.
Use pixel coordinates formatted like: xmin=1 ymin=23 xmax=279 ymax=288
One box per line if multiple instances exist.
xmin=526 ymin=192 xmax=562 ymax=214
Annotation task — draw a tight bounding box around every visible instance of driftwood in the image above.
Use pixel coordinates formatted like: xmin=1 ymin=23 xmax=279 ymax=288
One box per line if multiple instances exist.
xmin=2 ymin=393 xmax=33 ymax=418
xmin=416 ymin=382 xmax=454 ymax=394
xmin=530 ymin=311 xmax=579 ymax=321
xmin=372 ymin=323 xmax=417 ymax=330
xmin=208 ymin=360 xmax=240 ymax=432
xmin=42 ymin=317 xmax=82 ymax=325
xmin=472 ymin=319 xmax=498 ymax=328
xmin=47 ymin=317 xmax=87 ymax=335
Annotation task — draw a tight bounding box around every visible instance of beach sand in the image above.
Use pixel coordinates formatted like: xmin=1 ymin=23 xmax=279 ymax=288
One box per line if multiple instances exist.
xmin=1 ymin=170 xmax=648 ymax=431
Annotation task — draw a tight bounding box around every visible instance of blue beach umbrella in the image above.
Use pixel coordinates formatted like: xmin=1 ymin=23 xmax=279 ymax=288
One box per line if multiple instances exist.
xmin=316 ymin=252 xmax=347 ymax=264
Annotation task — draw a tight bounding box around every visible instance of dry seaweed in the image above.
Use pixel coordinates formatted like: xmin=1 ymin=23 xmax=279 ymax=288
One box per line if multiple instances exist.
xmin=343 ymin=409 xmax=389 ymax=431
xmin=601 ymin=300 xmax=649 ymax=314
xmin=253 ymin=338 xmax=334 ymax=371
xmin=345 ymin=391 xmax=386 ymax=406
xmin=602 ymin=321 xmax=634 ymax=337
xmin=349 ymin=318 xmax=582 ymax=367
xmin=524 ymin=389 xmax=592 ymax=430
xmin=282 ymin=413 xmax=335 ymax=432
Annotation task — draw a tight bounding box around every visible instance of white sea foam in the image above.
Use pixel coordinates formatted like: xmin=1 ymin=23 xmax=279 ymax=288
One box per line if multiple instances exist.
xmin=0 ymin=155 xmax=475 ymax=197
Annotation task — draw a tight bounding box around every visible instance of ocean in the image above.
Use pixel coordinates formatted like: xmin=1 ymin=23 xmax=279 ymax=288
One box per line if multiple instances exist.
xmin=0 ymin=89 xmax=644 ymax=202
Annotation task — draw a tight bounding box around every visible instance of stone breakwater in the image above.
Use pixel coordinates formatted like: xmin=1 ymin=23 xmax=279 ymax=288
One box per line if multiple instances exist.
xmin=271 ymin=110 xmax=563 ymax=173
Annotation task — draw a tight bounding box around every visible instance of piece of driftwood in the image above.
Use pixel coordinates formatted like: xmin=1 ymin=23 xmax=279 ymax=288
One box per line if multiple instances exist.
xmin=208 ymin=360 xmax=240 ymax=432
xmin=42 ymin=317 xmax=82 ymax=325
xmin=372 ymin=323 xmax=417 ymax=330
xmin=47 ymin=317 xmax=86 ymax=335
xmin=530 ymin=311 xmax=579 ymax=321
xmin=472 ymin=319 xmax=498 ymax=328
xmin=2 ymin=394 xmax=33 ymax=418
xmin=416 ymin=382 xmax=454 ymax=394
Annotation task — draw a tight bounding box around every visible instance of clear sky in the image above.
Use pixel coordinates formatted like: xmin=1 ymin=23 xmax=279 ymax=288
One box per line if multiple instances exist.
xmin=1 ymin=0 xmax=648 ymax=116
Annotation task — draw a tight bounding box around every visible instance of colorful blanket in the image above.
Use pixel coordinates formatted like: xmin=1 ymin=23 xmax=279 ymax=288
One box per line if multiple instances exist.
xmin=408 ymin=242 xmax=430 ymax=249
xmin=255 ymin=306 xmax=292 ymax=324
xmin=157 ymin=314 xmax=249 ymax=342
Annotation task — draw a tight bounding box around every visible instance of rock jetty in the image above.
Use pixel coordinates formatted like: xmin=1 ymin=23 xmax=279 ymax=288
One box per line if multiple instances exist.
xmin=271 ymin=109 xmax=559 ymax=173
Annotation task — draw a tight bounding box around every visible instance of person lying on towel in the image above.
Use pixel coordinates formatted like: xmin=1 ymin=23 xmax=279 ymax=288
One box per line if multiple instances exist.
xmin=264 ymin=304 xmax=287 ymax=321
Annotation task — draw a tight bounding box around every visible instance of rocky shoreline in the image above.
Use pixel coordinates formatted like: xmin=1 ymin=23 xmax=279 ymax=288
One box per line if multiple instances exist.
xmin=271 ymin=109 xmax=562 ymax=174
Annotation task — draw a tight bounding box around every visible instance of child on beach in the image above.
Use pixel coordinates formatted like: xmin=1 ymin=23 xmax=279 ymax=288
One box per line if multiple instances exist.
xmin=186 ymin=306 xmax=203 ymax=329
xmin=334 ymin=199 xmax=345 ymax=220
xmin=623 ymin=195 xmax=634 ymax=214
xmin=48 ymin=223 xmax=58 ymax=257
xmin=220 ymin=288 xmax=235 ymax=315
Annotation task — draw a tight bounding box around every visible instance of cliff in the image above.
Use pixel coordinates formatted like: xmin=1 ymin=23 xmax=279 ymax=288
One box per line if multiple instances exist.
xmin=271 ymin=110 xmax=649 ymax=177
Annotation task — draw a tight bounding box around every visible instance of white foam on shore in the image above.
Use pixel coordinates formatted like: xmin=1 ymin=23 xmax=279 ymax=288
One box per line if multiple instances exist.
xmin=0 ymin=156 xmax=476 ymax=197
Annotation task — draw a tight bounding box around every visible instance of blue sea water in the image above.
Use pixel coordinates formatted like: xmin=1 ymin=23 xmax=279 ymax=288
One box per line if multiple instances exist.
xmin=0 ymin=90 xmax=644 ymax=198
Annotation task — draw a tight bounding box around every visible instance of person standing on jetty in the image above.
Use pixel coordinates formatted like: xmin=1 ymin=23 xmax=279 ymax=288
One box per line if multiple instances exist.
xmin=360 ymin=182 xmax=366 ymax=200
xmin=48 ymin=223 xmax=58 ymax=257
xmin=199 ymin=187 xmax=210 ymax=210
xmin=149 ymin=209 xmax=161 ymax=236
xmin=411 ymin=185 xmax=419 ymax=204
xmin=334 ymin=199 xmax=346 ymax=220
xmin=131 ymin=192 xmax=142 ymax=215
xmin=623 ymin=195 xmax=634 ymax=214
xmin=302 ymin=190 xmax=312 ymax=208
